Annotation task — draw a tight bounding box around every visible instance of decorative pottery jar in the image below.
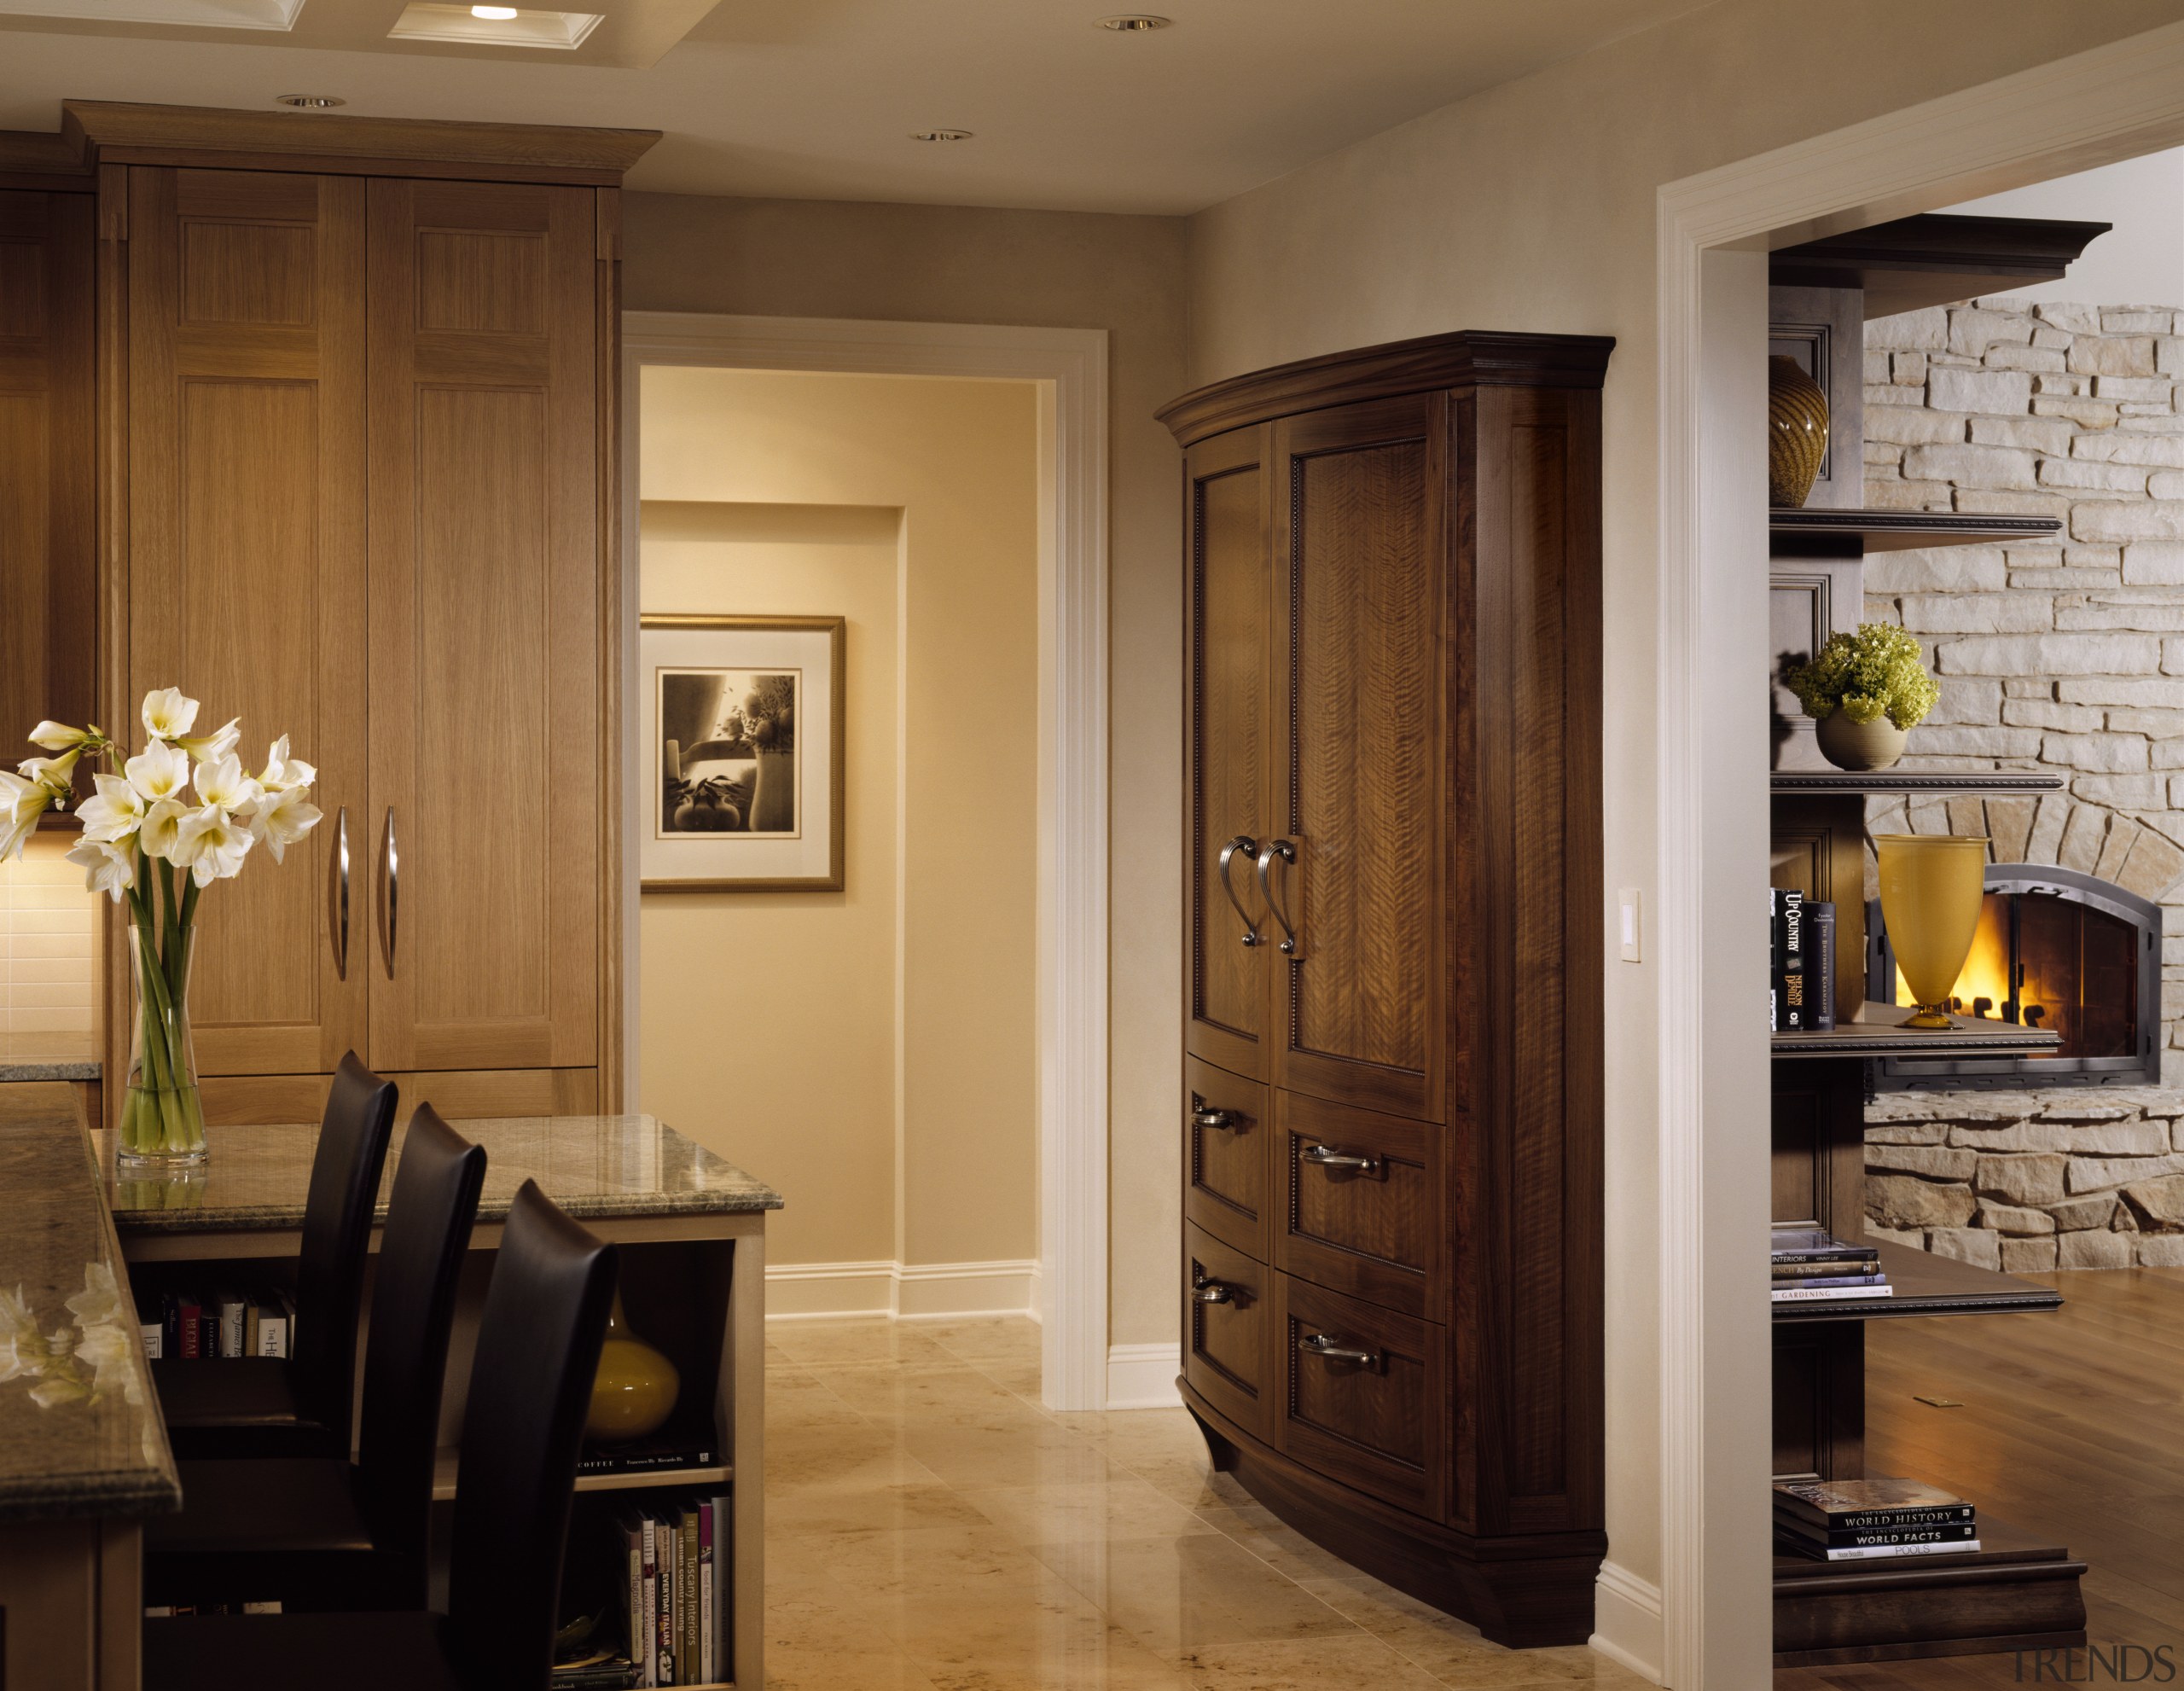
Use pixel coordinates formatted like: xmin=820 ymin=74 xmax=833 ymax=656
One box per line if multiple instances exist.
xmin=584 ymin=1293 xmax=682 ymax=1442
xmin=1815 ymin=712 xmax=1907 ymax=772
xmin=1767 ymin=354 xmax=1830 ymax=508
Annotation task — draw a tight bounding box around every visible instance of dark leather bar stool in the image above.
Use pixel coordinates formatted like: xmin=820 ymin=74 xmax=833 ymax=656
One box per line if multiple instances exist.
xmin=154 ymin=1052 xmax=398 ymax=1460
xmin=144 ymin=1106 xmax=486 ymax=1613
xmin=143 ymin=1180 xmax=619 ymax=1691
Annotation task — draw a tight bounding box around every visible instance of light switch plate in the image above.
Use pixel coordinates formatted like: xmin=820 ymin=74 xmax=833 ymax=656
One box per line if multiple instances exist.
xmin=1618 ymin=888 xmax=1642 ymax=963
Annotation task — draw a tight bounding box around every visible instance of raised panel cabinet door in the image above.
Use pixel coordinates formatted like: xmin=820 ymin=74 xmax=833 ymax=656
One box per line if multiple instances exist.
xmin=1269 ymin=394 xmax=1448 ymax=1122
xmin=1182 ymin=1054 xmax=1270 ymax=1260
xmin=126 ymin=167 xmax=369 ymax=1078
xmin=1184 ymin=425 xmax=1274 ymax=1081
xmin=365 ymin=178 xmax=598 ymax=1072
xmin=0 ymin=191 xmax=94 ymax=780
xmin=1182 ymin=1220 xmax=1272 ymax=1443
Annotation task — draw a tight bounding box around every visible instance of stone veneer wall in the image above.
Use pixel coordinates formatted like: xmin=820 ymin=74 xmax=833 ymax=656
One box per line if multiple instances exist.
xmin=1858 ymin=297 xmax=2184 ymax=1268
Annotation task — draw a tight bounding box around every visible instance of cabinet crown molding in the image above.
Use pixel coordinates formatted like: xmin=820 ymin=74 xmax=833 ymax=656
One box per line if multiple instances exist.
xmin=61 ymin=101 xmax=659 ymax=184
xmin=1156 ymin=328 xmax=1615 ymax=447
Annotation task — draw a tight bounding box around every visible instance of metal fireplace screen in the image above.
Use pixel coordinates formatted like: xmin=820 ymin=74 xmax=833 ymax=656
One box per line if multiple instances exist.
xmin=1866 ymin=863 xmax=2162 ymax=1090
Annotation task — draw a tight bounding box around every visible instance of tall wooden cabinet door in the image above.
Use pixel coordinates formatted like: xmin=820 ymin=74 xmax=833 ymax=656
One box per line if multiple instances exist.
xmin=1268 ymin=393 xmax=1448 ymax=1123
xmin=126 ymin=168 xmax=369 ymax=1078
xmin=1184 ymin=424 xmax=1274 ymax=1080
xmin=364 ymin=179 xmax=598 ymax=1072
xmin=0 ymin=191 xmax=94 ymax=778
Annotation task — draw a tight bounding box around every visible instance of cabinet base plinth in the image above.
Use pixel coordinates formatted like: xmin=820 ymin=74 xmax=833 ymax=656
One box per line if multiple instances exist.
xmin=1182 ymin=1390 xmax=1604 ymax=1650
xmin=1773 ymin=1516 xmax=2086 ymax=1666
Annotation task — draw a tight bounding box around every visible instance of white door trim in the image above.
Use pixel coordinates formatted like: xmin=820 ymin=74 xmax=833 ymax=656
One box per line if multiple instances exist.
xmin=1655 ymin=21 xmax=2184 ymax=1688
xmin=620 ymin=311 xmax=1112 ymax=1410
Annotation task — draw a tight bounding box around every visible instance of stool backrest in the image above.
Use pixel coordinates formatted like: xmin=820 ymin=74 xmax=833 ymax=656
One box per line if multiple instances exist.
xmin=356 ymin=1104 xmax=485 ymax=1603
xmin=292 ymin=1052 xmax=398 ymax=1444
xmin=445 ymin=1180 xmax=616 ymax=1690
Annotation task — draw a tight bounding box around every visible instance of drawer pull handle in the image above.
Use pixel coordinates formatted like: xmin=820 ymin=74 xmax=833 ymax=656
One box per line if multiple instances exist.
xmin=1192 ymin=1279 xmax=1236 ymax=1305
xmin=1192 ymin=1106 xmax=1248 ymax=1131
xmin=1255 ymin=837 xmax=1303 ymax=957
xmin=1217 ymin=834 xmax=1265 ymax=948
xmin=1303 ymin=1144 xmax=1381 ymax=1176
xmin=1298 ymin=1333 xmax=1380 ymax=1368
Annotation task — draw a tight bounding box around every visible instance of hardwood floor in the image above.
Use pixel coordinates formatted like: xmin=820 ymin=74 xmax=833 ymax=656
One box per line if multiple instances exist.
xmin=1776 ymin=1267 xmax=2184 ymax=1689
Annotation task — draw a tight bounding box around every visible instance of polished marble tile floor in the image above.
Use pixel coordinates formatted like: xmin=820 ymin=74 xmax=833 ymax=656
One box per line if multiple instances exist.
xmin=762 ymin=1315 xmax=1650 ymax=1691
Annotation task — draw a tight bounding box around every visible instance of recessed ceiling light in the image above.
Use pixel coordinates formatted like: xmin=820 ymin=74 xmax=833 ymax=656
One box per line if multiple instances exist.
xmin=274 ymin=93 xmax=347 ymax=108
xmin=910 ymin=129 xmax=974 ymax=142
xmin=1096 ymin=14 xmax=1171 ymax=29
xmin=388 ymin=2 xmax=599 ymax=48
xmin=470 ymin=4 xmax=517 ymax=15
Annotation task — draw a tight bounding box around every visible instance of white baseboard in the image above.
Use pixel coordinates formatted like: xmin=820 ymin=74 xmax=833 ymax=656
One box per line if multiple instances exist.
xmin=764 ymin=1258 xmax=1041 ymax=1322
xmin=1105 ymin=1342 xmax=1182 ymax=1409
xmin=1589 ymin=1560 xmax=1664 ymax=1685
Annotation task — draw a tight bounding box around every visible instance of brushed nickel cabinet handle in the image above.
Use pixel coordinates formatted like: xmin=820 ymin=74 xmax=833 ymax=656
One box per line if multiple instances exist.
xmin=1192 ymin=1279 xmax=1236 ymax=1305
xmin=1217 ymin=834 xmax=1264 ymax=948
xmin=1191 ymin=1104 xmax=1248 ymax=1131
xmin=377 ymin=806 xmax=398 ymax=979
xmin=1303 ymin=1143 xmax=1382 ymax=1176
xmin=1298 ymin=1333 xmax=1380 ymax=1368
xmin=1255 ymin=838 xmax=1302 ymax=956
xmin=328 ymin=806 xmax=350 ymax=980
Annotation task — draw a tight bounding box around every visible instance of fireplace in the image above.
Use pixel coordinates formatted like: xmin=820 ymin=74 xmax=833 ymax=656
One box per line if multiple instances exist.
xmin=1865 ymin=863 xmax=2163 ymax=1090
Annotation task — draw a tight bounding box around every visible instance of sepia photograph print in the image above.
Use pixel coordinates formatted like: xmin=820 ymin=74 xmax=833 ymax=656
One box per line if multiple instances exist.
xmin=638 ymin=614 xmax=845 ymax=892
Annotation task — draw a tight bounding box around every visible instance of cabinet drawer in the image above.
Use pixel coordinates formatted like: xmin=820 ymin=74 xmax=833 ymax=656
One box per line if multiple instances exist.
xmin=1182 ymin=1222 xmax=1272 ymax=1442
xmin=1184 ymin=1057 xmax=1270 ymax=1260
xmin=1275 ymin=1091 xmax=1441 ymax=1320
xmin=1275 ymin=1271 xmax=1447 ymax=1520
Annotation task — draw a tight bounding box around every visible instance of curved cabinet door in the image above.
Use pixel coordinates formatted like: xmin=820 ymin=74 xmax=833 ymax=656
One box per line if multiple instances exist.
xmin=1182 ymin=1221 xmax=1271 ymax=1443
xmin=1184 ymin=424 xmax=1274 ymax=1082
xmin=1183 ymin=1055 xmax=1269 ymax=1261
xmin=1269 ymin=392 xmax=1448 ymax=1123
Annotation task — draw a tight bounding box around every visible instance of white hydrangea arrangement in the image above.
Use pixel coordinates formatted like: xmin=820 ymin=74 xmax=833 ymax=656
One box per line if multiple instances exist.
xmin=1 ymin=689 xmax=322 ymax=1162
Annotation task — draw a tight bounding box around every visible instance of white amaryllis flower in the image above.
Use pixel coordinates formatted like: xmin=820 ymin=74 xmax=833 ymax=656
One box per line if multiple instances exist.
xmin=124 ymin=741 xmax=190 ymax=805
xmin=77 ymin=774 xmax=146 ymax=846
xmin=28 ymin=720 xmax=89 ymax=752
xmin=140 ymin=686 xmax=200 ymax=741
xmin=258 ymin=735 xmax=317 ymax=793
xmin=0 ymin=770 xmax=51 ymax=862
xmin=191 ymin=753 xmax=262 ymax=816
xmin=247 ymin=783 xmax=322 ymax=864
xmin=0 ymin=1286 xmax=38 ymax=1383
xmin=73 ymin=1320 xmax=131 ymax=1399
xmin=17 ymin=751 xmax=80 ymax=793
xmin=171 ymin=805 xmax=254 ymax=886
xmin=65 ymin=838 xmax=134 ymax=903
xmin=176 ymin=718 xmax=241 ymax=764
xmin=137 ymin=799 xmax=189 ymax=861
xmin=66 ymin=1264 xmax=121 ymax=1329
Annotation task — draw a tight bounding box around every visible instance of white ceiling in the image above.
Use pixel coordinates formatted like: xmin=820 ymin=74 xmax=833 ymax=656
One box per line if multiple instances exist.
xmin=0 ymin=0 xmax=1709 ymax=214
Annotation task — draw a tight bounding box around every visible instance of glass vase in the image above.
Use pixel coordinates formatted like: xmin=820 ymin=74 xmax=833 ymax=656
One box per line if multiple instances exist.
xmin=1874 ymin=834 xmax=1989 ymax=1030
xmin=119 ymin=926 xmax=207 ymax=1167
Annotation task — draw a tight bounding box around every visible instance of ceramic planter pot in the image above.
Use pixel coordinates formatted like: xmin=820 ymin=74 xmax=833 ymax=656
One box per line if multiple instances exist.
xmin=1815 ymin=712 xmax=1907 ymax=772
xmin=1768 ymin=354 xmax=1830 ymax=508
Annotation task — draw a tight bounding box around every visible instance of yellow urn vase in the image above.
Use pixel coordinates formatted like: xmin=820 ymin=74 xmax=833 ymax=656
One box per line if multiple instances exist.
xmin=1873 ymin=834 xmax=1989 ymax=1030
xmin=585 ymin=1292 xmax=682 ymax=1444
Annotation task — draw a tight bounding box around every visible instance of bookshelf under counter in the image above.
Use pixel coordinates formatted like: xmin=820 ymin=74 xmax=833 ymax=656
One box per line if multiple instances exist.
xmin=100 ymin=1113 xmax=778 ymax=1691
xmin=1772 ymin=1241 xmax=2063 ymax=1324
xmin=1772 ymin=1005 xmax=2064 ymax=1060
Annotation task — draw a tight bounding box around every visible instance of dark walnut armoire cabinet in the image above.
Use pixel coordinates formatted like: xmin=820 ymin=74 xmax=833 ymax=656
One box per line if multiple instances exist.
xmin=1158 ymin=331 xmax=1612 ymax=1648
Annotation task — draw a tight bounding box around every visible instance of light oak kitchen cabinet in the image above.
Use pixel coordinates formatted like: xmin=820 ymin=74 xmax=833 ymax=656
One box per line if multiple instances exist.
xmin=69 ymin=102 xmax=657 ymax=1126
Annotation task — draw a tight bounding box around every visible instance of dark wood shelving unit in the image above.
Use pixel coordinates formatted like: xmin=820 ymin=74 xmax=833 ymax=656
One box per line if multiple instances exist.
xmin=1771 ymin=768 xmax=2064 ymax=797
xmin=1773 ymin=1006 xmax=2063 ymax=1060
xmin=1769 ymin=508 xmax=2062 ymax=555
xmin=1765 ymin=207 xmax=2097 ymax=1668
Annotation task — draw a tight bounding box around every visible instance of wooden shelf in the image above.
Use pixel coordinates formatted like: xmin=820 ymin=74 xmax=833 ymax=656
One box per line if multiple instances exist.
xmin=1772 ymin=1241 xmax=2063 ymax=1325
xmin=1770 ymin=767 xmax=2063 ymax=796
xmin=1773 ymin=1005 xmax=2064 ymax=1059
xmin=1774 ymin=1511 xmax=2087 ymax=1666
xmin=1769 ymin=508 xmax=2062 ymax=554
xmin=1769 ymin=212 xmax=2111 ymax=321
xmin=432 ymin=1447 xmax=731 ymax=1502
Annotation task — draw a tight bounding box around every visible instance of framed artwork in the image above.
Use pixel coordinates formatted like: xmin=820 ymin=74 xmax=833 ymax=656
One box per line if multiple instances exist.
xmin=639 ymin=614 xmax=846 ymax=892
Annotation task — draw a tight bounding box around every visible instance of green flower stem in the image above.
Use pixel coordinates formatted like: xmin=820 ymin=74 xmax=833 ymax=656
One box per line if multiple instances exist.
xmin=121 ymin=848 xmax=202 ymax=1159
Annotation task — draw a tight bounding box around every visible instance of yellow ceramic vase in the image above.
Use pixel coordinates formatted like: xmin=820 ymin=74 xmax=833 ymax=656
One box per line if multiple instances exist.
xmin=1873 ymin=834 xmax=1989 ymax=1029
xmin=585 ymin=1292 xmax=681 ymax=1443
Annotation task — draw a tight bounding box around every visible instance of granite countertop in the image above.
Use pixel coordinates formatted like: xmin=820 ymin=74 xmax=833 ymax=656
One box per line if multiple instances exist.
xmin=100 ymin=1113 xmax=784 ymax=1234
xmin=0 ymin=1084 xmax=179 ymax=1524
xmin=0 ymin=1031 xmax=102 ymax=1084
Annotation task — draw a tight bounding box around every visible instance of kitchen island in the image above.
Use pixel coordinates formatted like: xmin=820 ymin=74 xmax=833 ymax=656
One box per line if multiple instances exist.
xmin=3 ymin=1090 xmax=780 ymax=1689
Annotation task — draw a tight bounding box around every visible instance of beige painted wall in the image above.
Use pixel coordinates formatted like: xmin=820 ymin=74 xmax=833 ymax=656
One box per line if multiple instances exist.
xmin=638 ymin=368 xmax=1039 ymax=1276
xmin=624 ymin=197 xmax=1193 ymax=1336
xmin=1183 ymin=0 xmax=2184 ymax=1601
